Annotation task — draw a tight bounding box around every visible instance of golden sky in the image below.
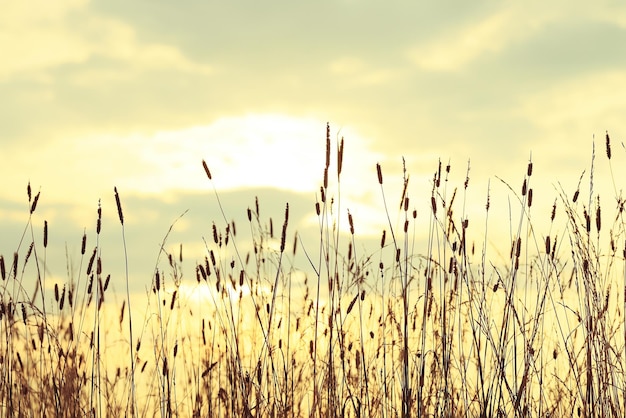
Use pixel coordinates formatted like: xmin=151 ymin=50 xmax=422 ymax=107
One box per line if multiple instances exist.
xmin=2 ymin=0 xmax=626 ymax=294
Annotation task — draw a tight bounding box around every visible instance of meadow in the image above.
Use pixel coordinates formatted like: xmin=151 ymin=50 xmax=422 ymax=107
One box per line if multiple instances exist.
xmin=1 ymin=125 xmax=625 ymax=417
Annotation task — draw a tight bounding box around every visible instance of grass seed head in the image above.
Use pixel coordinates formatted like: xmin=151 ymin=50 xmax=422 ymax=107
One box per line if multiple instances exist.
xmin=114 ymin=187 xmax=124 ymax=225
xmin=202 ymin=160 xmax=212 ymax=180
xmin=12 ymin=252 xmax=18 ymax=279
xmin=338 ymin=137 xmax=344 ymax=177
xmin=30 ymin=191 xmax=40 ymax=214
xmin=325 ymin=122 xmax=330 ymax=170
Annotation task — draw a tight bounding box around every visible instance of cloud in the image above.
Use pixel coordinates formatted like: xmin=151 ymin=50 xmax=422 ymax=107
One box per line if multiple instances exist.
xmin=518 ymin=71 xmax=626 ymax=132
xmin=328 ymin=56 xmax=403 ymax=86
xmin=3 ymin=0 xmax=626 ymax=270
xmin=0 ymin=0 xmax=211 ymax=82
xmin=511 ymin=70 xmax=626 ymax=195
xmin=0 ymin=0 xmax=91 ymax=81
xmin=0 ymin=183 xmax=386 ymax=297
xmin=1 ymin=114 xmax=381 ymax=217
xmin=407 ymin=9 xmax=530 ymax=72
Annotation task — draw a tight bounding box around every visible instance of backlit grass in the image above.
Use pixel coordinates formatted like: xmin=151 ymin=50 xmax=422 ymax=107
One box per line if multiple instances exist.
xmin=1 ymin=126 xmax=625 ymax=417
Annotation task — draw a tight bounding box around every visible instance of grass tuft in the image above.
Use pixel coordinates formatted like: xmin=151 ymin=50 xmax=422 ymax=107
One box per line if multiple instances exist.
xmin=1 ymin=125 xmax=625 ymax=417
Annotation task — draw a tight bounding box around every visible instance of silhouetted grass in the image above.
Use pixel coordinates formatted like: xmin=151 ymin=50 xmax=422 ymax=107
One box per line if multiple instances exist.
xmin=1 ymin=126 xmax=625 ymax=417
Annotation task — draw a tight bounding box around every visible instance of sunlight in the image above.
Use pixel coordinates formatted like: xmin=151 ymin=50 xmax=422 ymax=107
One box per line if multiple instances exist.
xmin=179 ymin=275 xmax=268 ymax=307
xmin=6 ymin=113 xmax=390 ymax=235
xmin=12 ymin=114 xmax=377 ymax=198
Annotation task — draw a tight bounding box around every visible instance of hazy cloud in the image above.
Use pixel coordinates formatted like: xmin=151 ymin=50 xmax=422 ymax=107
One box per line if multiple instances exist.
xmin=2 ymin=0 xmax=625 ymax=298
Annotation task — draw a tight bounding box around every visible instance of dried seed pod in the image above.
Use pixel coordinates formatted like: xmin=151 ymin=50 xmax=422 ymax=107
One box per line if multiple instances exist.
xmin=338 ymin=137 xmax=344 ymax=177
xmin=114 ymin=187 xmax=124 ymax=225
xmin=202 ymin=160 xmax=212 ymax=180
xmin=348 ymin=211 xmax=354 ymax=235
xmin=30 ymin=191 xmax=40 ymax=214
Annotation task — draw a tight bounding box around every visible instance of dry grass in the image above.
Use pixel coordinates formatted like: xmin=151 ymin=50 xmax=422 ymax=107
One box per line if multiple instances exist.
xmin=1 ymin=126 xmax=625 ymax=417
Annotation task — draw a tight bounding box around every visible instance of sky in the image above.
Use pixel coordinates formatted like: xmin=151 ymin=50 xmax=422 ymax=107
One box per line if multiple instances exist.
xmin=2 ymin=0 xmax=626 ymax=300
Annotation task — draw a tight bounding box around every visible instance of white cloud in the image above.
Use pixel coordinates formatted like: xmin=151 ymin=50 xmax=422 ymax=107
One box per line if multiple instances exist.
xmin=5 ymin=113 xmax=379 ymax=198
xmin=407 ymin=6 xmax=554 ymax=72
xmin=0 ymin=0 xmax=91 ymax=80
xmin=517 ymin=71 xmax=626 ymax=131
xmin=0 ymin=0 xmax=211 ymax=82
xmin=0 ymin=114 xmax=394 ymax=236
xmin=408 ymin=11 xmax=511 ymax=72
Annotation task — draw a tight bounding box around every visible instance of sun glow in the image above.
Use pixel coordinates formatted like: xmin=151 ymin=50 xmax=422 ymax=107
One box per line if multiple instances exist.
xmin=7 ymin=114 xmax=376 ymax=198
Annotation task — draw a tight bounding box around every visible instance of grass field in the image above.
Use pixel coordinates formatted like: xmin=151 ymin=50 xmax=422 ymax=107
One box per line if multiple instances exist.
xmin=1 ymin=126 xmax=625 ymax=417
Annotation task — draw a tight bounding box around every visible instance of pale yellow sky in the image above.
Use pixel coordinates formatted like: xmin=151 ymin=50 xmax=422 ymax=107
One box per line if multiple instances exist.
xmin=2 ymin=0 xmax=626 ymax=294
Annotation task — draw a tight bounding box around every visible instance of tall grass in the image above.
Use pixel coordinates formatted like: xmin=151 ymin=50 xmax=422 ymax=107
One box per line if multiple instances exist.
xmin=0 ymin=126 xmax=625 ymax=417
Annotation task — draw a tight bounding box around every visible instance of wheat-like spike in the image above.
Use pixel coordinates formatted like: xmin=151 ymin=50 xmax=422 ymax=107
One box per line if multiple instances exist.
xmin=280 ymin=203 xmax=289 ymax=253
xmin=338 ymin=137 xmax=344 ymax=178
xmin=96 ymin=200 xmax=102 ymax=235
xmin=114 ymin=187 xmax=124 ymax=225
xmin=325 ymin=122 xmax=331 ymax=170
xmin=348 ymin=211 xmax=354 ymax=235
xmin=30 ymin=191 xmax=40 ymax=214
xmin=202 ymin=160 xmax=212 ymax=180
xmin=596 ymin=196 xmax=601 ymax=233
xmin=43 ymin=220 xmax=48 ymax=248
